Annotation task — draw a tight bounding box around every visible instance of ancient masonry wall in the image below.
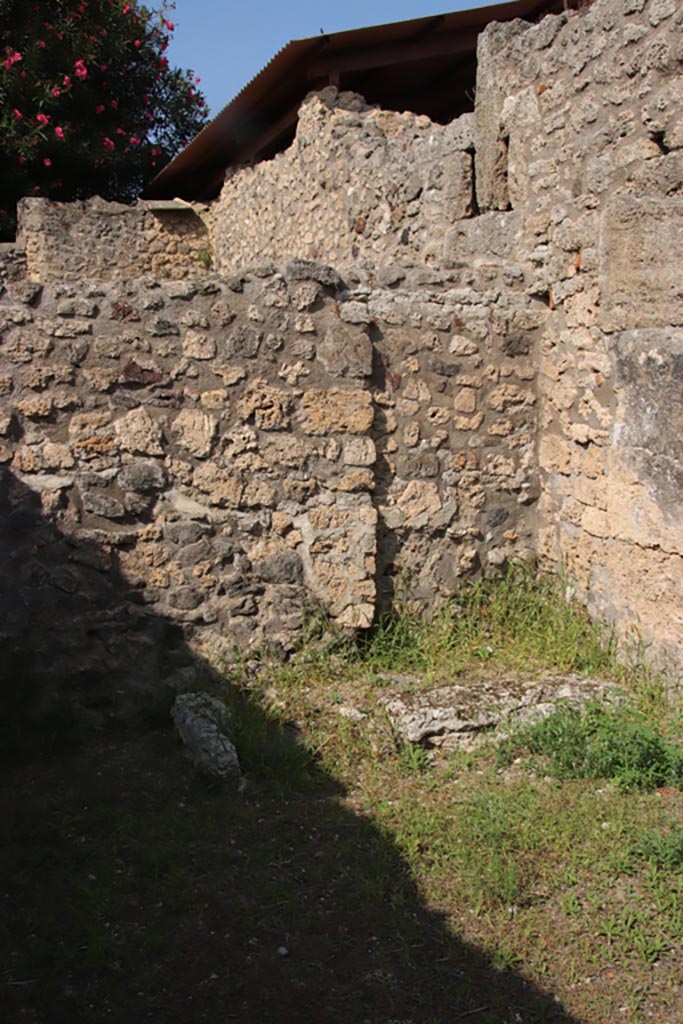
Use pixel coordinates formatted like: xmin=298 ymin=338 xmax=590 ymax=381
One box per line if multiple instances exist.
xmin=470 ymin=0 xmax=683 ymax=669
xmin=19 ymin=196 xmax=212 ymax=282
xmin=0 ymin=258 xmax=537 ymax=714
xmin=210 ymin=89 xmax=476 ymax=273
xmin=1 ymin=0 xmax=682 ymax=713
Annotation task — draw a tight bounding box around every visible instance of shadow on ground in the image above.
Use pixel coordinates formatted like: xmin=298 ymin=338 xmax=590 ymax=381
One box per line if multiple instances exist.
xmin=1 ymin=467 xmax=583 ymax=1024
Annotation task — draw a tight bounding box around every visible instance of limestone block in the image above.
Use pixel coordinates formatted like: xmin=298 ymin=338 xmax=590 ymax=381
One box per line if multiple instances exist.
xmin=454 ymin=388 xmax=477 ymax=414
xmin=294 ymin=495 xmax=376 ymax=625
xmin=381 ymin=675 xmax=621 ymax=750
xmin=612 ymin=328 xmax=683 ymax=515
xmin=192 ymin=464 xmax=243 ymax=507
xmin=474 ymin=22 xmax=523 ymax=212
xmin=339 ymin=301 xmax=371 ymax=325
xmin=317 ymin=323 xmax=372 ymax=378
xmin=216 ymin=365 xmax=247 ymax=386
xmin=601 ymin=543 xmax=683 ymax=672
xmin=342 ymin=437 xmax=376 ymax=467
xmin=238 ymin=380 xmax=292 ymax=430
xmin=200 ymin=390 xmax=228 ymax=410
xmin=396 ymin=481 xmax=441 ymax=528
xmin=82 ymin=368 xmax=118 ymax=392
xmin=606 ymin=465 xmax=683 ymax=556
xmin=449 ymin=335 xmax=479 ymax=356
xmin=16 ymin=396 xmax=53 ymax=419
xmin=538 ymin=434 xmax=572 ymax=475
xmin=115 ymin=408 xmax=164 ymax=456
xmin=328 ymin=470 xmax=374 ymax=492
xmin=293 ymin=282 xmax=321 ymax=311
xmin=243 ymin=478 xmax=275 ymax=507
xmin=183 ymin=330 xmax=216 ymax=360
xmin=171 ymin=408 xmax=217 ymax=457
xmin=600 ymin=194 xmax=683 ymax=331
xmin=300 ymin=389 xmax=373 ymax=434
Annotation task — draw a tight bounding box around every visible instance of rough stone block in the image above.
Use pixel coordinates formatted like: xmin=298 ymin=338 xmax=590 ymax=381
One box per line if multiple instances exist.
xmin=300 ymin=389 xmax=373 ymax=434
xmin=600 ymin=194 xmax=683 ymax=331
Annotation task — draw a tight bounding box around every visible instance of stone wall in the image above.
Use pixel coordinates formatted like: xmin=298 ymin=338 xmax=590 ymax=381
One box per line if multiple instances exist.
xmin=210 ymin=89 xmax=476 ymax=274
xmin=19 ymin=196 xmax=212 ymax=282
xmin=469 ymin=0 xmax=683 ymax=668
xmin=2 ymin=0 xmax=682 ymax=698
xmin=0 ymin=256 xmax=538 ymax=714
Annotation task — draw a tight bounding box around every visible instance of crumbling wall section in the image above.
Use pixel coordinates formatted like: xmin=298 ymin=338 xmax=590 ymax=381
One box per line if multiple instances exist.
xmin=210 ymin=89 xmax=476 ymax=274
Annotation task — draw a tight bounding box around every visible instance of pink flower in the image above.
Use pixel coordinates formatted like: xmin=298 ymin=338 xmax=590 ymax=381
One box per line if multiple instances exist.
xmin=63 ymin=75 xmax=71 ymax=87
xmin=115 ymin=127 xmax=125 ymax=136
xmin=100 ymin=63 xmax=107 ymax=71
xmin=95 ymin=104 xmax=105 ymax=114
xmin=129 ymin=135 xmax=140 ymax=145
xmin=123 ymin=4 xmax=131 ymax=12
xmin=110 ymin=99 xmax=118 ymax=109
xmin=74 ymin=59 xmax=87 ymax=80
xmin=12 ymin=108 xmax=22 ymax=119
xmin=195 ymin=76 xmax=201 ymax=84
xmin=43 ymin=157 xmax=51 ymax=167
xmin=133 ymin=39 xmax=141 ymax=48
xmin=4 ymin=49 xmax=22 ymax=69
xmin=18 ymin=155 xmax=26 ymax=164
xmin=38 ymin=40 xmax=46 ymax=48
xmin=51 ymin=87 xmax=60 ymax=97
xmin=36 ymin=112 xmax=50 ymax=125
xmin=102 ymin=136 xmax=115 ymax=151
xmin=164 ymin=20 xmax=174 ymax=30
xmin=54 ymin=126 xmax=64 ymax=140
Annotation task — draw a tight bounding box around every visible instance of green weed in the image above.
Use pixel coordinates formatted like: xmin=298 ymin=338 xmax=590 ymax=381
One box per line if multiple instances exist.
xmin=499 ymin=702 xmax=683 ymax=791
xmin=348 ymin=562 xmax=619 ymax=680
xmin=196 ymin=245 xmax=213 ymax=269
xmin=398 ymin=742 xmax=432 ymax=774
xmin=632 ymin=825 xmax=683 ymax=869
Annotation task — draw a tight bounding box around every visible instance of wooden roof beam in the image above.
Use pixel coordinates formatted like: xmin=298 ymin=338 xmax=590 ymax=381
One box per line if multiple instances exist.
xmin=235 ymin=100 xmax=303 ymax=165
xmin=306 ymin=29 xmax=479 ymax=79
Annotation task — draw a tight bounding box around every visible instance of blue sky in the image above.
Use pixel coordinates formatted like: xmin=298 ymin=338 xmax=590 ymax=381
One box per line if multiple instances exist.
xmin=166 ymin=0 xmax=498 ymax=118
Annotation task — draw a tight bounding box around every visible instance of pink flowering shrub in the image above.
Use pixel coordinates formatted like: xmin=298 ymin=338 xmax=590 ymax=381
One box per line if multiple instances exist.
xmin=0 ymin=0 xmax=208 ymax=239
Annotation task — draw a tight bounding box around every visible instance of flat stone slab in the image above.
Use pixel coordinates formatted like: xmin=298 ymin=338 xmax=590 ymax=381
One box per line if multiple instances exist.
xmin=380 ymin=674 xmax=621 ymax=749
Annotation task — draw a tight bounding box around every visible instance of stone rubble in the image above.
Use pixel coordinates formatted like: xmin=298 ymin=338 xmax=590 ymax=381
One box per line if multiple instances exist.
xmin=381 ymin=674 xmax=623 ymax=750
xmin=171 ymin=692 xmax=245 ymax=788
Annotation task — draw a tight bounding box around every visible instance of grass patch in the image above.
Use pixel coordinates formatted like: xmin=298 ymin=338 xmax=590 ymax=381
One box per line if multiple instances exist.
xmin=5 ymin=566 xmax=683 ymax=1024
xmin=342 ymin=562 xmax=619 ymax=680
xmin=499 ymin=702 xmax=683 ymax=791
